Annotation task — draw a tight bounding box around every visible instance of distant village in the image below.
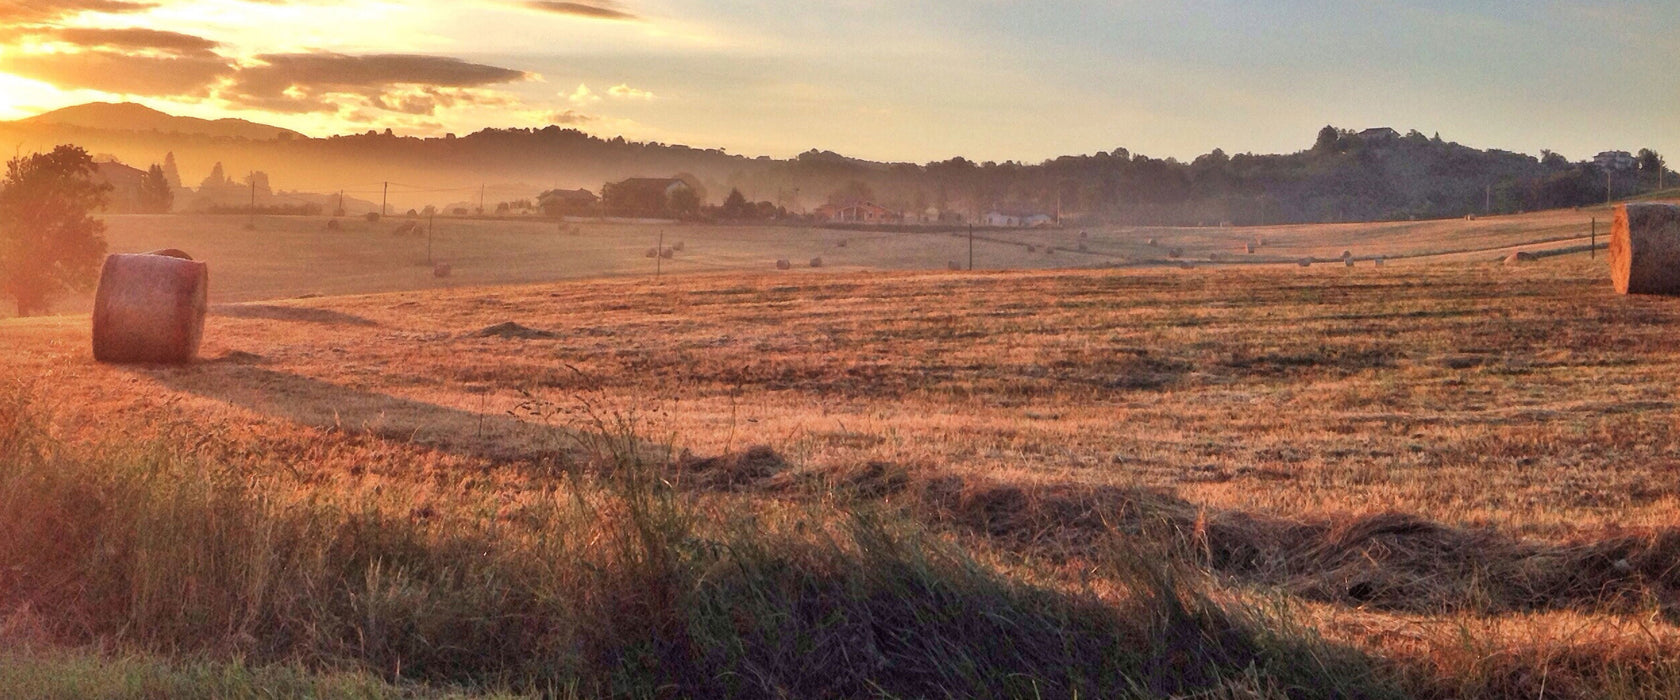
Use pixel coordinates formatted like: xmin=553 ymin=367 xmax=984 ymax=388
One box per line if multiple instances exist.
xmin=90 ymin=155 xmax=1061 ymax=229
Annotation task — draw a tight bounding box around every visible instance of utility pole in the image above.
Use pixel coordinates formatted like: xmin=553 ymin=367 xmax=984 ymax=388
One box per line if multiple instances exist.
xmin=1485 ymin=184 xmax=1491 ymax=213
xmin=1607 ymin=170 xmax=1613 ymax=205
xmin=656 ymin=230 xmax=664 ymax=278
xmin=248 ymin=173 xmax=256 ymax=228
xmin=337 ymin=189 xmax=344 ymax=216
xmin=479 ymin=184 xmax=485 ymax=216
xmin=1591 ymin=217 xmax=1596 ymax=259
xmin=427 ymin=212 xmax=435 ymax=265
xmin=382 ymin=181 xmax=388 ymax=217
xmin=967 ymin=224 xmax=974 ymax=271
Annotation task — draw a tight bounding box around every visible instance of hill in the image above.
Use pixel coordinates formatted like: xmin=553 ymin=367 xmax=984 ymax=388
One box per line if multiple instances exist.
xmin=16 ymin=102 xmax=304 ymax=141
xmin=1 ymin=104 xmax=1672 ymax=225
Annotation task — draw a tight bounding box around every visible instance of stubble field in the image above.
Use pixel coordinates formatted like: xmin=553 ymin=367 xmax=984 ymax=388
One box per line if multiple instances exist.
xmin=4 ymin=237 xmax=1679 ymax=696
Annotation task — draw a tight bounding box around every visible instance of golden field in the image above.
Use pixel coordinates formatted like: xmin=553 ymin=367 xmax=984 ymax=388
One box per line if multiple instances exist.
xmin=2 ymin=206 xmax=1679 ymax=697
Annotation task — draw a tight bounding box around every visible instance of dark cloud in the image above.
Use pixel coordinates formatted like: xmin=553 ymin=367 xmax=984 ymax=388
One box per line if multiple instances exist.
xmin=0 ymin=0 xmax=156 ymax=24
xmin=520 ymin=1 xmax=636 ymax=21
xmin=7 ymin=26 xmax=221 ymax=55
xmin=0 ymin=50 xmax=230 ymax=96
xmin=223 ymin=53 xmax=530 ymax=115
xmin=548 ymin=109 xmax=595 ymax=125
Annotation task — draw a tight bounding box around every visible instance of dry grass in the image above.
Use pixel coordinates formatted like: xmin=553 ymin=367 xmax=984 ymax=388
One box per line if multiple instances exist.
xmin=4 ymin=249 xmax=1679 ymax=696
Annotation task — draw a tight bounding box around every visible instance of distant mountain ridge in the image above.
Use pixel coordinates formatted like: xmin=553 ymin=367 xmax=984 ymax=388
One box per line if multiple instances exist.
xmin=15 ymin=102 xmax=305 ymax=141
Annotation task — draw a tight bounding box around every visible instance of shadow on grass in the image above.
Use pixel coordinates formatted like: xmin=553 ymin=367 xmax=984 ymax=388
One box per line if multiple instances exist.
xmin=136 ymin=363 xmax=561 ymax=464
xmin=211 ymin=304 xmax=381 ymax=327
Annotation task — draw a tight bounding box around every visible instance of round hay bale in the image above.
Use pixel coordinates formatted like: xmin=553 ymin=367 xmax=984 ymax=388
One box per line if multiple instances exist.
xmin=365 ymin=212 xmax=381 ymax=223
xmin=1079 ymin=231 xmax=1088 ymax=238
xmin=92 ymin=252 xmax=208 ymax=364
xmin=660 ymin=247 xmax=675 ymax=259
xmin=1026 ymin=244 xmax=1038 ymax=253
xmin=1345 ymin=258 xmax=1355 ymax=268
xmin=1297 ymin=258 xmax=1313 ymax=267
xmin=1341 ymin=249 xmax=1352 ymax=260
xmin=836 ymin=239 xmax=848 ymax=248
xmin=1168 ymin=248 xmax=1183 ymax=259
xmin=775 ymin=259 xmax=792 ymax=270
xmin=673 ymin=241 xmax=685 ymax=252
xmin=645 ymin=247 xmax=659 ymax=258
xmin=1147 ymin=237 xmax=1158 ymax=247
xmin=1504 ymin=251 xmax=1536 ymax=266
xmin=1244 ymin=243 xmax=1255 ymax=254
xmin=1374 ymin=256 xmax=1386 ymax=267
xmin=433 ymin=263 xmax=452 ymax=278
xmin=809 ymin=256 xmax=823 ymax=268
xmin=325 ymin=219 xmax=341 ymax=231
xmin=1609 ymin=203 xmax=1680 ymax=295
xmin=948 ymin=261 xmax=962 ymax=271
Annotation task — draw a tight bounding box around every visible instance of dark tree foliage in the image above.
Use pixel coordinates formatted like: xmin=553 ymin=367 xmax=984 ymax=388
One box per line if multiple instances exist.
xmin=139 ymin=164 xmax=174 ymax=214
xmin=0 ymin=145 xmax=110 ymax=317
xmin=721 ymin=188 xmax=750 ymax=219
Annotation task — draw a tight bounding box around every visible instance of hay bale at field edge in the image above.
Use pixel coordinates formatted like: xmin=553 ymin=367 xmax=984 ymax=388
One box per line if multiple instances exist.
xmin=775 ymin=259 xmax=792 ymax=270
xmin=92 ymin=252 xmax=209 ymax=364
xmin=1609 ymin=203 xmax=1680 ymax=295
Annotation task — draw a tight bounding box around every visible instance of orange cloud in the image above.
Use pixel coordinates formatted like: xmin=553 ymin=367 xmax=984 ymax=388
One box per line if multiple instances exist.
xmin=223 ymin=53 xmax=531 ymax=114
xmin=519 ymin=1 xmax=636 ymax=21
xmin=0 ymin=0 xmax=156 ymax=24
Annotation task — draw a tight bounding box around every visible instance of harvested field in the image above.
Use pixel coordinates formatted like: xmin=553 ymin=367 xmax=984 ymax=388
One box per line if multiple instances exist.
xmin=4 ymin=253 xmax=1680 ymax=696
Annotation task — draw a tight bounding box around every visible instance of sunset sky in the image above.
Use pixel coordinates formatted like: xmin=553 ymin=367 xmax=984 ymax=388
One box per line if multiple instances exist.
xmin=0 ymin=0 xmax=1675 ymax=164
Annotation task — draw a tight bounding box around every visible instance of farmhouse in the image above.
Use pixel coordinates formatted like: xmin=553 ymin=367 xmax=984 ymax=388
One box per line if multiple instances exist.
xmin=601 ymin=175 xmax=705 ymax=218
xmin=537 ymin=188 xmax=598 ymax=217
xmin=984 ymin=208 xmax=1054 ymax=228
xmin=92 ymin=160 xmax=146 ymax=213
xmin=814 ymin=201 xmax=902 ymax=224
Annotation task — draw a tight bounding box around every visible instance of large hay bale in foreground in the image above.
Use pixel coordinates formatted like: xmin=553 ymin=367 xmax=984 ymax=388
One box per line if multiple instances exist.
xmin=1609 ymin=203 xmax=1680 ymax=295
xmin=92 ymin=252 xmax=209 ymax=364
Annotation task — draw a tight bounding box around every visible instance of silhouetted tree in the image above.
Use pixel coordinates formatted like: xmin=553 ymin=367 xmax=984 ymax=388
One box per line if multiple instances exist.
xmin=1314 ymin=125 xmax=1340 ymax=152
xmin=0 ymin=145 xmax=110 ymax=316
xmin=668 ymin=187 xmax=700 ymax=219
xmin=721 ymin=188 xmax=750 ymax=219
xmin=138 ymin=164 xmax=173 ymax=214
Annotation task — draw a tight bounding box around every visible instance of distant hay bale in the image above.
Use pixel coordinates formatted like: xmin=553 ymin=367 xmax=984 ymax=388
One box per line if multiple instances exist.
xmin=673 ymin=241 xmax=685 ymax=252
xmin=948 ymin=261 xmax=962 ymax=271
xmin=1026 ymin=244 xmax=1038 ymax=252
xmin=1374 ymin=256 xmax=1386 ymax=267
xmin=1341 ymin=249 xmax=1352 ymax=260
xmin=433 ymin=263 xmax=452 ymax=277
xmin=1244 ymin=243 xmax=1254 ymax=254
xmin=1079 ymin=231 xmax=1088 ymax=238
xmin=325 ymin=219 xmax=341 ymax=231
xmin=1297 ymin=258 xmax=1313 ymax=267
xmin=365 ymin=212 xmax=381 ymax=223
xmin=809 ymin=256 xmax=823 ymax=268
xmin=1345 ymin=258 xmax=1355 ymax=267
xmin=391 ymin=221 xmax=423 ymax=237
xmin=660 ymin=247 xmax=675 ymax=259
xmin=1465 ymin=213 xmax=1476 ymax=221
xmin=1147 ymin=238 xmax=1158 ymax=247
xmin=645 ymin=247 xmax=660 ymax=258
xmin=836 ymin=239 xmax=848 ymax=248
xmin=1168 ymin=248 xmax=1183 ymax=259
xmin=1504 ymin=251 xmax=1536 ymax=266
xmin=92 ymin=252 xmax=209 ymax=364
xmin=775 ymin=259 xmax=792 ymax=270
xmin=1045 ymin=247 xmax=1055 ymax=254
xmin=1609 ymin=203 xmax=1680 ymax=295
